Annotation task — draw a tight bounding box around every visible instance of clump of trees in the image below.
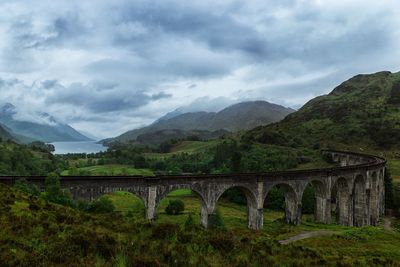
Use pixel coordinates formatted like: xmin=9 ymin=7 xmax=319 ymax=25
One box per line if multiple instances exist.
xmin=42 ymin=172 xmax=75 ymax=207
xmin=86 ymin=197 xmax=115 ymax=213
xmin=0 ymin=141 xmax=63 ymax=176
xmin=165 ymin=200 xmax=185 ymax=215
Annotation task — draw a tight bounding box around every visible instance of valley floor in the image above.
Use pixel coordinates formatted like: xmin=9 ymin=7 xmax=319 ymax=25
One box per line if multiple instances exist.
xmin=106 ymin=190 xmax=400 ymax=265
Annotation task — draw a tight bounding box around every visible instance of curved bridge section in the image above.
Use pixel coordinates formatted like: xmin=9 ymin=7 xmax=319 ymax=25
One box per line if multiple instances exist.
xmin=0 ymin=150 xmax=386 ymax=230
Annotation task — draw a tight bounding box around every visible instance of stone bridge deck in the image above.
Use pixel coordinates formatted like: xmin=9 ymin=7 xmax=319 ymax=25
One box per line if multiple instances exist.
xmin=0 ymin=150 xmax=386 ymax=230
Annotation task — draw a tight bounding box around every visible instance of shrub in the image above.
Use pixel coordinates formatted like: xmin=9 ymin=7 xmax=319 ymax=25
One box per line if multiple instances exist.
xmin=43 ymin=172 xmax=75 ymax=207
xmin=184 ymin=212 xmax=195 ymax=229
xmin=208 ymin=210 xmax=225 ymax=230
xmin=14 ymin=179 xmax=30 ymax=194
xmin=76 ymin=199 xmax=90 ymax=211
xmin=165 ymin=200 xmax=185 ymax=215
xmin=264 ymin=187 xmax=285 ymax=211
xmin=87 ymin=197 xmax=115 ymax=213
xmin=14 ymin=179 xmax=40 ymax=196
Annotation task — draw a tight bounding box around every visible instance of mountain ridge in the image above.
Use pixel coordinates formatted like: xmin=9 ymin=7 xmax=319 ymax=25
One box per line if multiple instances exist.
xmin=0 ymin=124 xmax=15 ymax=141
xmin=104 ymin=100 xmax=294 ymax=145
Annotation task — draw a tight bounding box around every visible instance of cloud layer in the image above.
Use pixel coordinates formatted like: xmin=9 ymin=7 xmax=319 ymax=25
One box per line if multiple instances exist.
xmin=0 ymin=0 xmax=399 ymax=138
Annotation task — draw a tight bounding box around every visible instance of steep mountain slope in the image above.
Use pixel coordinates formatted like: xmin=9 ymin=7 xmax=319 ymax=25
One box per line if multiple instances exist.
xmin=0 ymin=103 xmax=91 ymax=143
xmin=209 ymin=101 xmax=295 ymax=132
xmin=246 ymin=71 xmax=400 ymax=150
xmin=106 ymin=101 xmax=294 ymax=144
xmin=0 ymin=124 xmax=15 ymax=141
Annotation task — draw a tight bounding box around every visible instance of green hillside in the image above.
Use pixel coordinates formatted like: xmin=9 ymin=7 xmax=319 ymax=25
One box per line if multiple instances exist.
xmin=2 ymin=183 xmax=400 ymax=266
xmin=0 ymin=141 xmax=62 ymax=175
xmin=246 ymin=71 xmax=400 ymax=150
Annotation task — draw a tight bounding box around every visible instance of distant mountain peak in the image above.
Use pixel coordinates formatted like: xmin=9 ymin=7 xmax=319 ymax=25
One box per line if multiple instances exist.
xmin=104 ymin=100 xmax=294 ymax=145
xmin=38 ymin=112 xmax=58 ymax=125
xmin=1 ymin=103 xmax=16 ymax=114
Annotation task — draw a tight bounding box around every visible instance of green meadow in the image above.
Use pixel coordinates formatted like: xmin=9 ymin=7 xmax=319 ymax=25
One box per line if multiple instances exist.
xmin=61 ymin=164 xmax=154 ymax=176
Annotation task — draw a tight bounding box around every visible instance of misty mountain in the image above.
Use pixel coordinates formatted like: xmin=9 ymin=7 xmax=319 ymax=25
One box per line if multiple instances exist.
xmin=0 ymin=124 xmax=15 ymax=141
xmin=105 ymin=101 xmax=294 ymax=145
xmin=0 ymin=103 xmax=92 ymax=143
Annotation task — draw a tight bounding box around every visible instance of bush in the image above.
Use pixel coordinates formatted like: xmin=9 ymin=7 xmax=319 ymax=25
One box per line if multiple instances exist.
xmin=208 ymin=210 xmax=225 ymax=230
xmin=184 ymin=212 xmax=195 ymax=229
xmin=87 ymin=197 xmax=115 ymax=213
xmin=76 ymin=199 xmax=90 ymax=211
xmin=14 ymin=179 xmax=40 ymax=196
xmin=165 ymin=200 xmax=185 ymax=215
xmin=264 ymin=187 xmax=285 ymax=211
xmin=43 ymin=172 xmax=75 ymax=207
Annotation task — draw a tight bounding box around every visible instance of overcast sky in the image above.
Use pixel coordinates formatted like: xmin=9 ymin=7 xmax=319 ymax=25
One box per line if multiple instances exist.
xmin=0 ymin=0 xmax=399 ymax=139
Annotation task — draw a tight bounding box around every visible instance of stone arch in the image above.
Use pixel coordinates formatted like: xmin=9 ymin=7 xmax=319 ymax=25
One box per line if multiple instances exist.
xmin=71 ymin=185 xmax=147 ymax=217
xmin=353 ymin=174 xmax=367 ymax=226
xmin=155 ymin=184 xmax=209 ymax=226
xmin=214 ymin=185 xmax=261 ymax=230
xmin=69 ymin=185 xmax=147 ymax=206
xmin=301 ymin=180 xmax=330 ymax=224
xmin=264 ymin=182 xmax=300 ymax=225
xmin=332 ymin=177 xmax=351 ymax=226
xmin=156 ymin=185 xmax=207 ymax=210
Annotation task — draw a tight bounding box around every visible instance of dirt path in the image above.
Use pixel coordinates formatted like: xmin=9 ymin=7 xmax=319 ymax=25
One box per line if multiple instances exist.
xmin=279 ymin=231 xmax=335 ymax=245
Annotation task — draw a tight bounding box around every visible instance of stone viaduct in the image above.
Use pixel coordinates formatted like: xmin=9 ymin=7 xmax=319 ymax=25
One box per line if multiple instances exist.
xmin=0 ymin=150 xmax=386 ymax=230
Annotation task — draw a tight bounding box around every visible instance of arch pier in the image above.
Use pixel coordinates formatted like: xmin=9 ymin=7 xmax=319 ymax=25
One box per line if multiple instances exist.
xmin=0 ymin=150 xmax=386 ymax=230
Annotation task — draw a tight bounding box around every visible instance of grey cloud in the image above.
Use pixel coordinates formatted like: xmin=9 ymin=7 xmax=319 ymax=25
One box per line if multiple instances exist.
xmin=151 ymin=92 xmax=172 ymax=100
xmin=181 ymin=96 xmax=238 ymax=113
xmin=8 ymin=12 xmax=88 ymax=50
xmin=45 ymin=82 xmax=172 ymax=113
xmin=115 ymin=2 xmax=268 ymax=57
xmin=0 ymin=0 xmax=399 ymax=137
xmin=41 ymin=80 xmax=58 ymax=89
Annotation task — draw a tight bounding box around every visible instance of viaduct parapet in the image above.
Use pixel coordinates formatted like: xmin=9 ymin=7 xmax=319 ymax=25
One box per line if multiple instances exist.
xmin=0 ymin=150 xmax=386 ymax=230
